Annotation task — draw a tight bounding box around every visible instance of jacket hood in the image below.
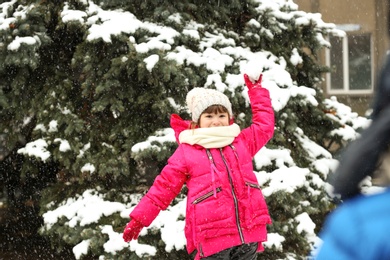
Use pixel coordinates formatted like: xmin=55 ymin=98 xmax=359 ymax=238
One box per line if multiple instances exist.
xmin=170 ymin=114 xmax=191 ymax=143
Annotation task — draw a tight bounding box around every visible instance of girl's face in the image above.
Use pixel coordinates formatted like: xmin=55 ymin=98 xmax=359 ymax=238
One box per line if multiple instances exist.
xmin=199 ymin=111 xmax=229 ymax=128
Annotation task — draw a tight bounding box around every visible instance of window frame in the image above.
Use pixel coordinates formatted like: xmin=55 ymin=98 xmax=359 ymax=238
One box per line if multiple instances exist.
xmin=325 ymin=33 xmax=374 ymax=95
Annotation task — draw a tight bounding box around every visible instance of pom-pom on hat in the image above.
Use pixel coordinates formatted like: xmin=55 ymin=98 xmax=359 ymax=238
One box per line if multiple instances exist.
xmin=186 ymin=87 xmax=232 ymax=122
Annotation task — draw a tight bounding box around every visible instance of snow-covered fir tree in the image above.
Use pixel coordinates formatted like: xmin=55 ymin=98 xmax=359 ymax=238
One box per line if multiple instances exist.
xmin=0 ymin=0 xmax=370 ymax=259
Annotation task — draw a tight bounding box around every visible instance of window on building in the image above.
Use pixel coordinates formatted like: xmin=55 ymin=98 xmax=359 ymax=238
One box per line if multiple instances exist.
xmin=326 ymin=33 xmax=373 ymax=94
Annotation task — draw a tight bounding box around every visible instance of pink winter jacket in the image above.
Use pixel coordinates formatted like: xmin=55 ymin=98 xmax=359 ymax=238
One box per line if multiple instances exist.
xmin=130 ymin=87 xmax=274 ymax=259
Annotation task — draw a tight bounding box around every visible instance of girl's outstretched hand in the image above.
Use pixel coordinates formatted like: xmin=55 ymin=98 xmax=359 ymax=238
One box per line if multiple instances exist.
xmin=123 ymin=218 xmax=144 ymax=242
xmin=244 ymin=74 xmax=263 ymax=90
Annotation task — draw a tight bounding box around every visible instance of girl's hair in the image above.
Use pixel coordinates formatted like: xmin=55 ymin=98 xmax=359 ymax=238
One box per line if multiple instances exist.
xmin=190 ymin=105 xmax=230 ymax=129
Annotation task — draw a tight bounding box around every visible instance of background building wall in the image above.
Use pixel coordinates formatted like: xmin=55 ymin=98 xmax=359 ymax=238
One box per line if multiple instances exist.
xmin=294 ymin=0 xmax=390 ymax=115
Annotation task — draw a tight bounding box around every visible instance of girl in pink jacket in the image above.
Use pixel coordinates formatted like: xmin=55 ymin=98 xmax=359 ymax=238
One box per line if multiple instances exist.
xmin=123 ymin=74 xmax=275 ymax=260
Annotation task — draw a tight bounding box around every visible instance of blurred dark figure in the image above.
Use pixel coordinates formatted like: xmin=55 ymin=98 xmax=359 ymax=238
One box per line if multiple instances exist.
xmin=312 ymin=33 xmax=390 ymax=260
xmin=330 ymin=53 xmax=390 ymax=201
xmin=326 ymin=0 xmax=390 ymax=202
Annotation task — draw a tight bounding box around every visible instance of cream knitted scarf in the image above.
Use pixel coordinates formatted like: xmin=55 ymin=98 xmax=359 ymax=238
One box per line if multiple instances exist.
xmin=178 ymin=123 xmax=241 ymax=148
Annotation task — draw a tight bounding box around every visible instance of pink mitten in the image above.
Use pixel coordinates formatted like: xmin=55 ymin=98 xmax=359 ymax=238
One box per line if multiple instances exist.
xmin=244 ymin=73 xmax=263 ymax=90
xmin=123 ymin=219 xmax=144 ymax=242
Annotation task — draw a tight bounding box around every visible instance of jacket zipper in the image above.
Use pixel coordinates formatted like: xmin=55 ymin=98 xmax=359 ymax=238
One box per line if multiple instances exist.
xmin=230 ymin=144 xmax=239 ymax=160
xmin=192 ymin=187 xmax=222 ymax=204
xmin=219 ymin=148 xmax=245 ymax=244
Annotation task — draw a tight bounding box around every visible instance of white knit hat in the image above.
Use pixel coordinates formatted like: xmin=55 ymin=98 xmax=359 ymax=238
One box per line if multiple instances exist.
xmin=186 ymin=87 xmax=232 ymax=122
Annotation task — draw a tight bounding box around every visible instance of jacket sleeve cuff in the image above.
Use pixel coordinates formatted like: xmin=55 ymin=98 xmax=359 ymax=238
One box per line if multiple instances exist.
xmin=130 ymin=195 xmax=161 ymax=227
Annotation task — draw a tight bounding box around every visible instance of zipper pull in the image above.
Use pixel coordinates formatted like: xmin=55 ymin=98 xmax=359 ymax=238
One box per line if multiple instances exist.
xmin=207 ymin=149 xmax=217 ymax=198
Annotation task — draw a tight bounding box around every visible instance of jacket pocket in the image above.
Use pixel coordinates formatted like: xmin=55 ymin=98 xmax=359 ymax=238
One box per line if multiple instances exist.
xmin=246 ymin=181 xmax=261 ymax=190
xmin=192 ymin=186 xmax=235 ymax=236
xmin=192 ymin=187 xmax=222 ymax=204
xmin=244 ymin=181 xmax=270 ymax=228
xmin=192 ymin=186 xmax=239 ymax=254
